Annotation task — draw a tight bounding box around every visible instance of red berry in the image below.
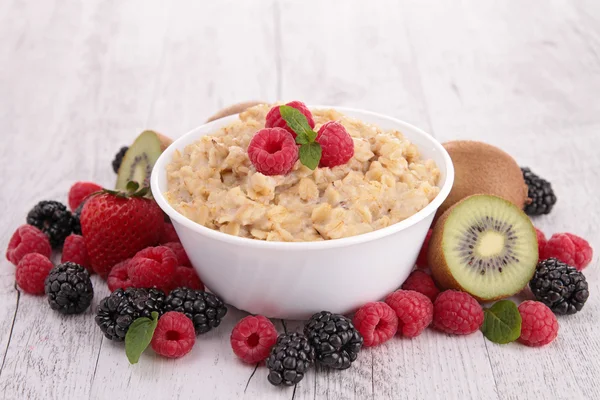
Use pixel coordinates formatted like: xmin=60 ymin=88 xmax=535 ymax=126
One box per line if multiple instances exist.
xmin=6 ymin=225 xmax=52 ymax=266
xmin=128 ymin=246 xmax=176 ymax=292
xmin=416 ymin=230 xmax=432 ymax=269
xmin=401 ymin=270 xmax=440 ymax=301
xmin=385 ymin=290 xmax=433 ymax=338
xmin=353 ymin=302 xmax=398 ymax=347
xmin=15 ymin=253 xmax=54 ymax=295
xmin=61 ymin=234 xmax=92 ymax=274
xmin=518 ymin=301 xmax=559 ymax=347
xmin=162 ymin=242 xmax=191 ymax=267
xmin=107 ymin=259 xmax=133 ymax=292
xmin=248 ymin=128 xmax=299 ymax=176
xmin=68 ymin=181 xmax=102 ymax=210
xmin=81 ymin=193 xmax=164 ymax=278
xmin=160 ymin=222 xmax=180 ymax=244
xmin=170 ymin=266 xmax=204 ymax=292
xmin=265 ymin=101 xmax=315 ymax=139
xmin=151 ymin=311 xmax=196 ymax=358
xmin=540 ymin=233 xmax=593 ymax=270
xmin=432 ymin=290 xmax=484 ymax=335
xmin=535 ymin=228 xmax=547 ymax=260
xmin=316 ymin=121 xmax=354 ymax=168
xmin=231 ymin=315 xmax=278 ymax=364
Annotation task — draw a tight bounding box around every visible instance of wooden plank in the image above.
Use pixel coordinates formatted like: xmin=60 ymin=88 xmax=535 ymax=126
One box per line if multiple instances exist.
xmin=401 ymin=0 xmax=600 ymax=398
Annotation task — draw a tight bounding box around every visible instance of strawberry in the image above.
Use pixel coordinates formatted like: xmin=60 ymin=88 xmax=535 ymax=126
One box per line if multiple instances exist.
xmin=80 ymin=183 xmax=164 ymax=278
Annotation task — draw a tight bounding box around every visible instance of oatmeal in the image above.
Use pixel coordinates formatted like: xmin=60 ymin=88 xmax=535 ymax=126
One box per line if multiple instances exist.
xmin=165 ymin=105 xmax=440 ymax=241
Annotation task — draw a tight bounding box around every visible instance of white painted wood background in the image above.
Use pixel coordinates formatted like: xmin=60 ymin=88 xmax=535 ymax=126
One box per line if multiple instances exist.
xmin=1 ymin=0 xmax=599 ymax=399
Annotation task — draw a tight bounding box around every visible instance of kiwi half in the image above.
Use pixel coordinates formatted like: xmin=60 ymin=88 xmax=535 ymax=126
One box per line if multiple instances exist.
xmin=429 ymin=194 xmax=538 ymax=301
xmin=115 ymin=130 xmax=172 ymax=190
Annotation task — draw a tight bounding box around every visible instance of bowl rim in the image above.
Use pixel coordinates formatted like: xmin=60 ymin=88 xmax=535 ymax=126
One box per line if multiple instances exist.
xmin=151 ymin=106 xmax=454 ymax=251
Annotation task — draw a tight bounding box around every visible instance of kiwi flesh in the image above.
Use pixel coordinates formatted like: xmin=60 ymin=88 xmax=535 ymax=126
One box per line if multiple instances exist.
xmin=436 ymin=140 xmax=528 ymax=220
xmin=206 ymin=101 xmax=265 ymax=122
xmin=429 ymin=194 xmax=538 ymax=301
xmin=115 ymin=130 xmax=171 ymax=190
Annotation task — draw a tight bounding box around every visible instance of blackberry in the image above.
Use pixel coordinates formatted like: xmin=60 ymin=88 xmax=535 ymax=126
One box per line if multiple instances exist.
xmin=304 ymin=311 xmax=363 ymax=370
xmin=163 ymin=288 xmax=227 ymax=334
xmin=27 ymin=200 xmax=73 ymax=248
xmin=112 ymin=146 xmax=129 ymax=173
xmin=521 ymin=167 xmax=557 ymax=216
xmin=266 ymin=333 xmax=315 ymax=386
xmin=530 ymin=258 xmax=589 ymax=315
xmin=95 ymin=287 xmax=166 ymax=341
xmin=45 ymin=262 xmax=94 ymax=314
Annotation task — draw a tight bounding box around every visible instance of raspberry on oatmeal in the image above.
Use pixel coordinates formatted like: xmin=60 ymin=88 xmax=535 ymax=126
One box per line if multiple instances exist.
xmin=165 ymin=105 xmax=441 ymax=242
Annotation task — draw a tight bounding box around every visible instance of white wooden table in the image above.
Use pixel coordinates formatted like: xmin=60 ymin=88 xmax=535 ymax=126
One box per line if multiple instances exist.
xmin=1 ymin=1 xmax=599 ymax=399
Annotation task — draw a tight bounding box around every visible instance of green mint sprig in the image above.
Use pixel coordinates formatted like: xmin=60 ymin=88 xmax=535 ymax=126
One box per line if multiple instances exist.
xmin=480 ymin=300 xmax=522 ymax=344
xmin=279 ymin=105 xmax=321 ymax=170
xmin=125 ymin=311 xmax=159 ymax=364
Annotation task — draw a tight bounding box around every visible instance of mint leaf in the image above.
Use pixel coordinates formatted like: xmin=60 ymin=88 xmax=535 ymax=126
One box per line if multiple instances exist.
xmin=125 ymin=311 xmax=159 ymax=364
xmin=295 ymin=132 xmax=309 ymax=145
xmin=280 ymin=105 xmax=315 ymax=140
xmin=299 ymin=142 xmax=322 ymax=170
xmin=481 ymin=300 xmax=522 ymax=344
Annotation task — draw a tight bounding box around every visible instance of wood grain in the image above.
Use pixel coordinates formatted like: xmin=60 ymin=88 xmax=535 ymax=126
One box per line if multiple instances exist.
xmin=0 ymin=0 xmax=599 ymax=399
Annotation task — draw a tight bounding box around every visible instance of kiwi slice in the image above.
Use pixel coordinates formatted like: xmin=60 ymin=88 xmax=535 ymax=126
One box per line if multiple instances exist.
xmin=429 ymin=194 xmax=538 ymax=301
xmin=115 ymin=130 xmax=172 ymax=190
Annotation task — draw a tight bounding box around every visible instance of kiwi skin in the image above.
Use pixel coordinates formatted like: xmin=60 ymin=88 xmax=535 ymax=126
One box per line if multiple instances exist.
xmin=436 ymin=140 xmax=528 ymax=220
xmin=428 ymin=194 xmax=538 ymax=302
xmin=206 ymin=101 xmax=265 ymax=122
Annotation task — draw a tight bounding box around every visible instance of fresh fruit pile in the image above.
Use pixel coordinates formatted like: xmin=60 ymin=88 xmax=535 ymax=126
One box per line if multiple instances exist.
xmin=410 ymin=139 xmax=593 ymax=349
xmin=3 ymin=103 xmax=595 ymax=387
xmin=4 ymin=130 xmax=216 ymax=363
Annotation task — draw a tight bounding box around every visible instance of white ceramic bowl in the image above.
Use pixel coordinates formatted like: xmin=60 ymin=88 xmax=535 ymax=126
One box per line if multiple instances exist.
xmin=151 ymin=107 xmax=454 ymax=319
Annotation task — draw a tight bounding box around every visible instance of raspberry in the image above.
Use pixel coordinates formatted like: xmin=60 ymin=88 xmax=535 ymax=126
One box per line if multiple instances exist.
xmin=385 ymin=290 xmax=434 ymax=338
xmin=265 ymin=101 xmax=315 ymax=139
xmin=535 ymin=228 xmax=547 ymax=260
xmin=416 ymin=230 xmax=432 ymax=269
xmin=160 ymin=222 xmax=180 ymax=244
xmin=162 ymin=242 xmax=191 ymax=267
xmin=316 ymin=121 xmax=354 ymax=168
xmin=248 ymin=128 xmax=299 ymax=176
xmin=170 ymin=266 xmax=204 ymax=292
xmin=401 ymin=270 xmax=440 ymax=301
xmin=518 ymin=300 xmax=559 ymax=347
xmin=68 ymin=181 xmax=102 ymax=211
xmin=230 ymin=315 xmax=278 ymax=364
xmin=540 ymin=233 xmax=593 ymax=270
xmin=151 ymin=311 xmax=196 ymax=358
xmin=432 ymin=290 xmax=484 ymax=335
xmin=61 ymin=234 xmax=92 ymax=273
xmin=128 ymin=246 xmax=177 ymax=292
xmin=353 ymin=302 xmax=398 ymax=347
xmin=15 ymin=253 xmax=54 ymax=295
xmin=107 ymin=259 xmax=133 ymax=292
xmin=6 ymin=225 xmax=52 ymax=266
